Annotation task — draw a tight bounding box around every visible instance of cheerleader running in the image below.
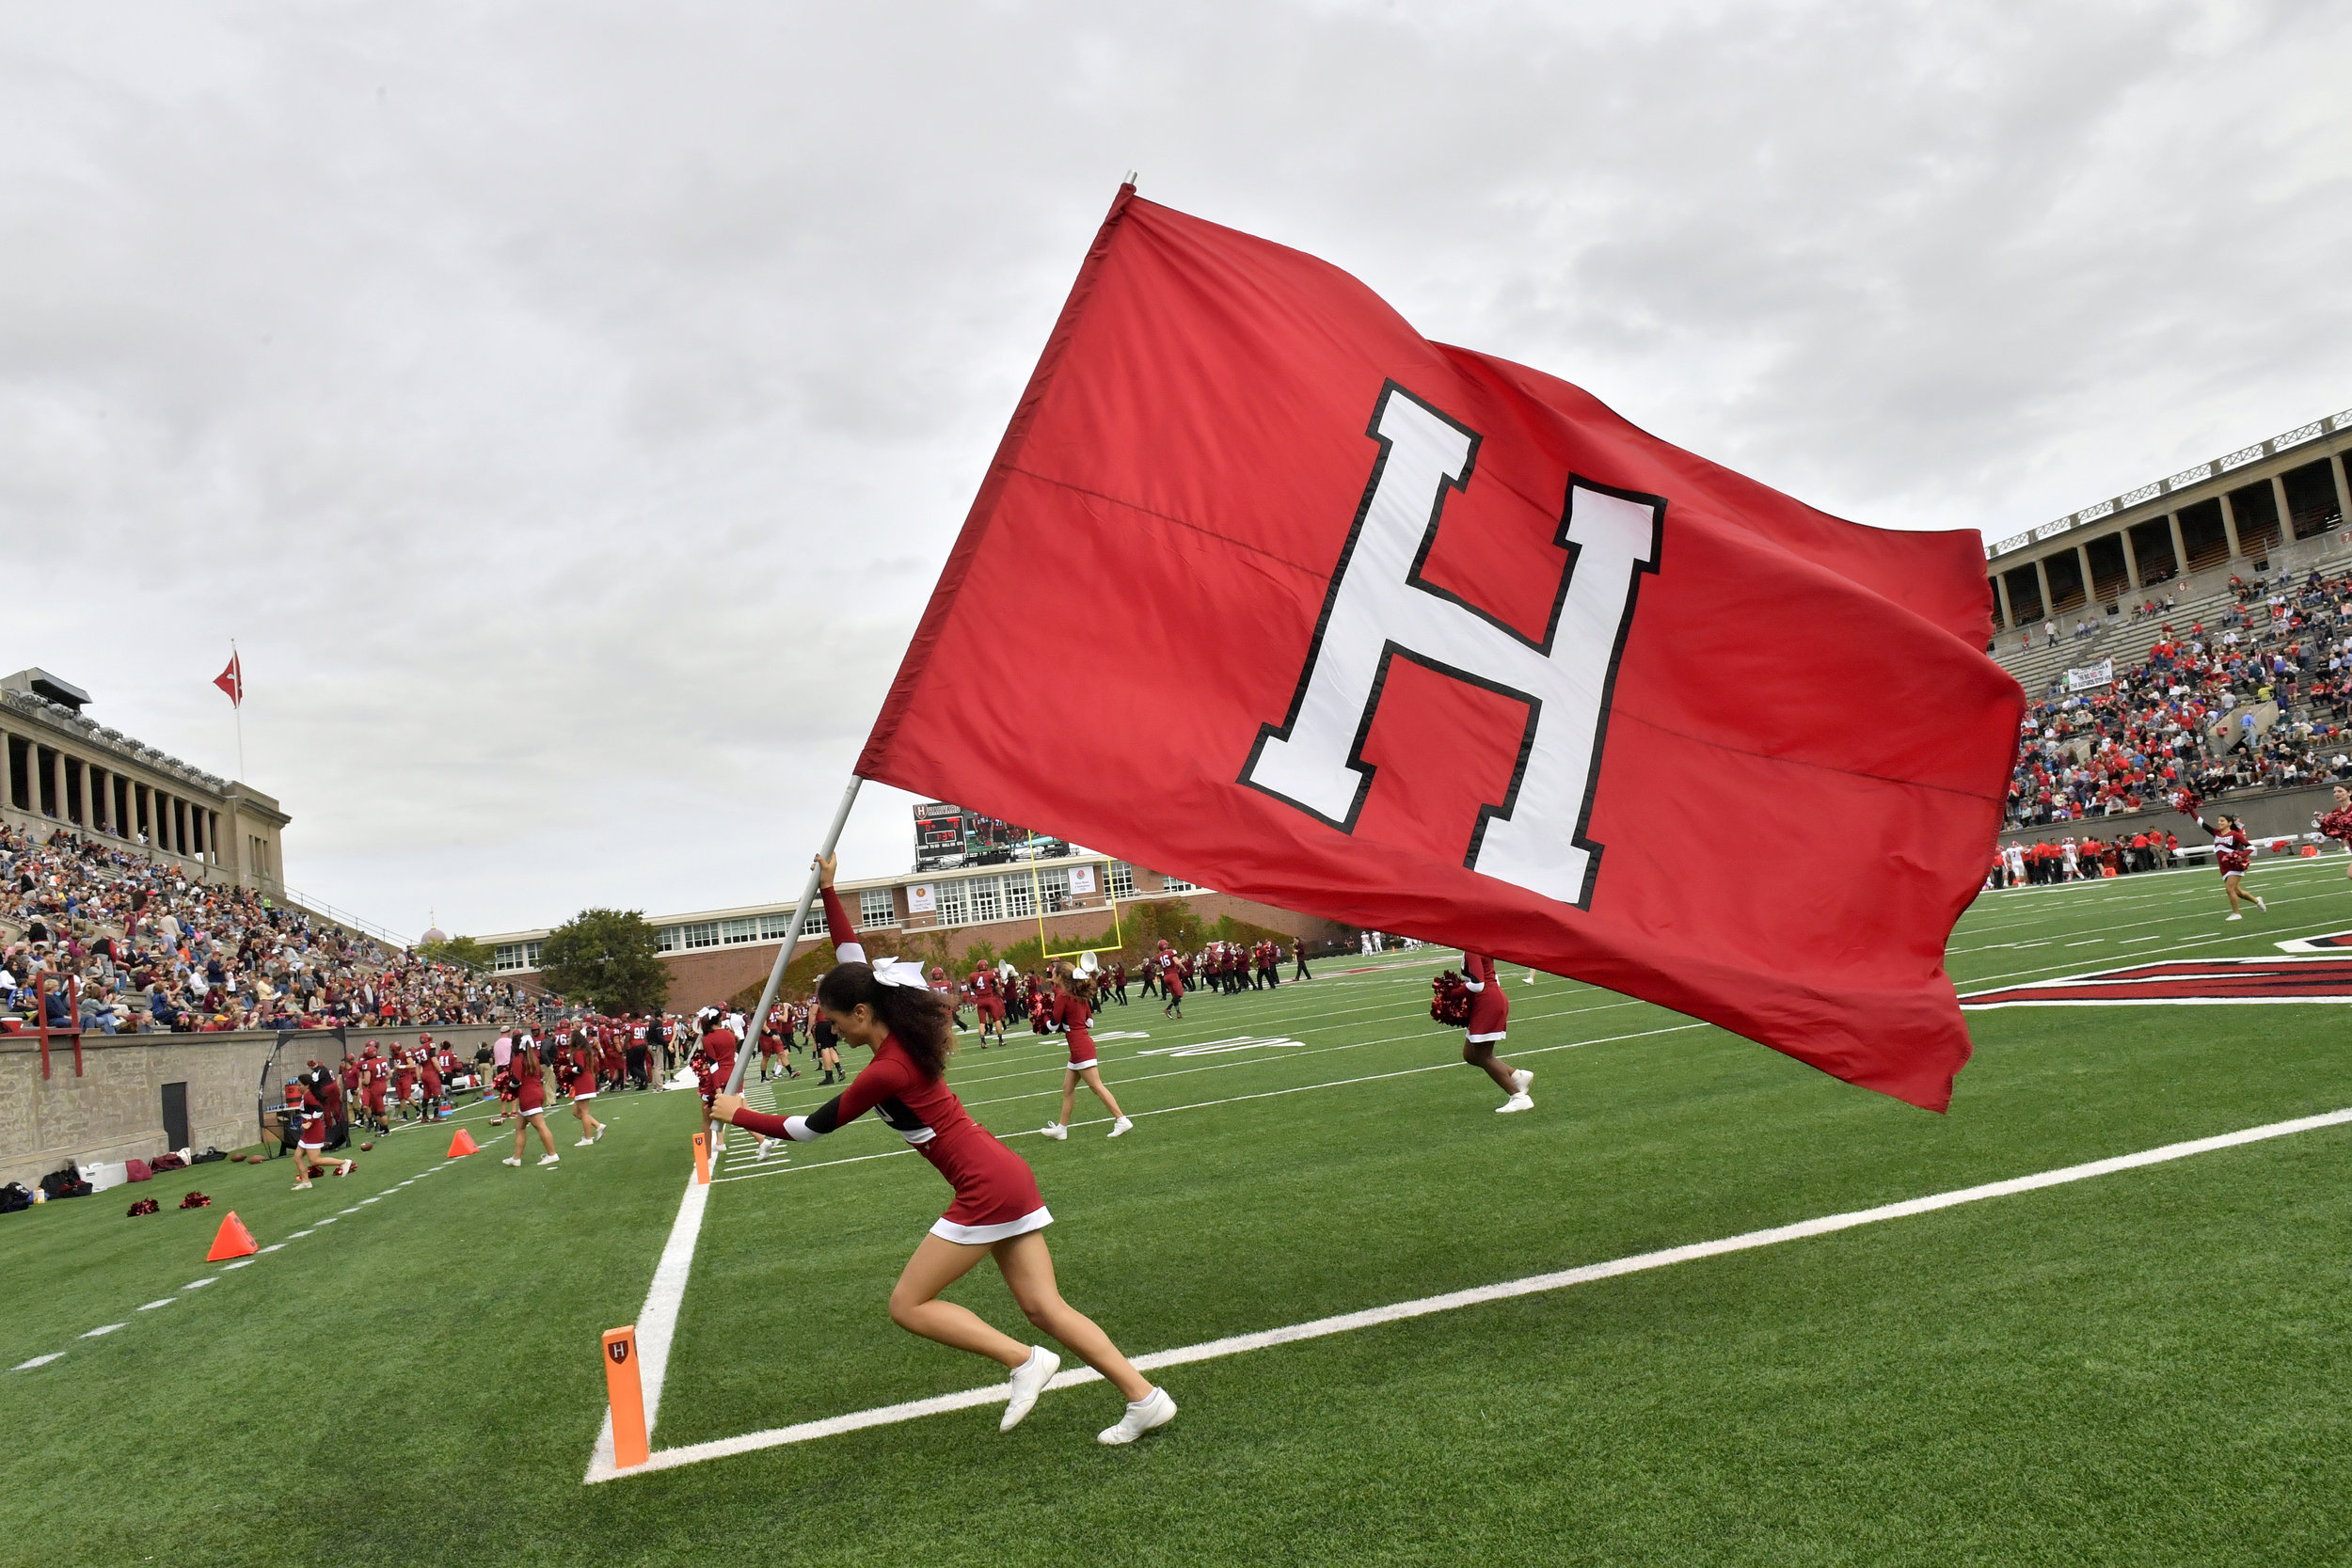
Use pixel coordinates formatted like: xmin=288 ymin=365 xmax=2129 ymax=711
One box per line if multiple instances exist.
xmin=2317 ymin=784 xmax=2352 ymax=879
xmin=2193 ymin=808 xmax=2266 ymax=920
xmin=712 ymin=856 xmax=1174 ymax=1445
xmin=502 ymin=1037 xmax=563 ymax=1167
xmin=1039 ymin=965 xmax=1133 ymax=1141
xmin=289 ymin=1088 xmax=355 ymax=1189
xmin=1461 ymin=952 xmax=1534 ymax=1113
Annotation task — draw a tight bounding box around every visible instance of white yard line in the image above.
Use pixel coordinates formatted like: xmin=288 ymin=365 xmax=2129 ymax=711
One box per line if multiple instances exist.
xmin=585 ymin=1175 xmax=710 ymax=1477
xmin=587 ymin=1103 xmax=2352 ymax=1481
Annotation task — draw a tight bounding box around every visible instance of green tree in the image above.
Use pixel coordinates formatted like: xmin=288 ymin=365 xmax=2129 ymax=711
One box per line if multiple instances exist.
xmin=417 ymin=934 xmax=492 ymax=971
xmin=538 ymin=909 xmax=671 ymax=1016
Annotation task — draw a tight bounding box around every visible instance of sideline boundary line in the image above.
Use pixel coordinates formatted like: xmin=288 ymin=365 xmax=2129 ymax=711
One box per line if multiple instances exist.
xmin=582 ymin=1104 xmax=2352 ymax=1482
xmin=585 ymin=1175 xmax=708 ymax=1477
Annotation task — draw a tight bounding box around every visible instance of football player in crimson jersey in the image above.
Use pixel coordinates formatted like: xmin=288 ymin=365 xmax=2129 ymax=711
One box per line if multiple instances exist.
xmin=968 ymin=965 xmax=1008 ymax=1046
xmin=2316 ymin=784 xmax=2352 ymax=879
xmin=1461 ymin=952 xmax=1534 ymax=1113
xmin=1155 ymin=941 xmax=1185 ymax=1019
xmin=360 ymin=1045 xmax=389 ymax=1132
xmin=1038 ymin=965 xmax=1133 ymax=1142
xmin=711 ymin=855 xmax=1174 ymax=1445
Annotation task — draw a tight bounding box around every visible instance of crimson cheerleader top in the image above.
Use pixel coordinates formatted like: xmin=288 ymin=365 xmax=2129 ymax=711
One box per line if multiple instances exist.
xmin=729 ymin=886 xmax=1024 ymax=1193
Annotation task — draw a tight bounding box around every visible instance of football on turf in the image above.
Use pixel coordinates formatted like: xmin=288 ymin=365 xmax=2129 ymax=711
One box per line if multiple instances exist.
xmin=359 ymin=1141 xmax=374 ymax=1151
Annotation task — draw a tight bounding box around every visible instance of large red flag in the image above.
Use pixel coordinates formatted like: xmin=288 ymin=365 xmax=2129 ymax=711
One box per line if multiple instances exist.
xmin=858 ymin=187 xmax=2023 ymax=1111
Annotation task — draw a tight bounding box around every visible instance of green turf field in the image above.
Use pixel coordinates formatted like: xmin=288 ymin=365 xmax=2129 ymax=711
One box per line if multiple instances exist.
xmin=6 ymin=856 xmax=2352 ymax=1566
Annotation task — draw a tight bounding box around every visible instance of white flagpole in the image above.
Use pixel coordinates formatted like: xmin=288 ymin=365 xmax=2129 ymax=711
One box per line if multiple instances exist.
xmin=230 ymin=639 xmax=246 ymax=782
xmin=722 ymin=775 xmax=864 ymax=1097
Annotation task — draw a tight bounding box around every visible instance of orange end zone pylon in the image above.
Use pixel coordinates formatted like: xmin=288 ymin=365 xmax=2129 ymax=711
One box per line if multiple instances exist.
xmin=603 ymin=1326 xmax=649 ymax=1468
xmin=692 ymin=1132 xmax=710 ymax=1185
xmin=206 ymin=1212 xmax=259 ymax=1261
xmin=448 ymin=1127 xmax=480 ymax=1157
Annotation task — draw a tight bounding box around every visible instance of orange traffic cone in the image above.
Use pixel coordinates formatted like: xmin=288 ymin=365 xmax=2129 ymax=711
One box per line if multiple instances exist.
xmin=207 ymin=1212 xmax=259 ymax=1261
xmin=449 ymin=1128 xmax=480 ymax=1157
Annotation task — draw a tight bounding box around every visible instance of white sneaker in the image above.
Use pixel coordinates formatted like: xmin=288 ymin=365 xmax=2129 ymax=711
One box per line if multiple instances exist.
xmin=1000 ymin=1346 xmax=1061 ymax=1432
xmin=1041 ymin=1123 xmax=1068 ymax=1141
xmin=537 ymin=1153 xmax=561 ymax=1166
xmin=593 ymin=1123 xmax=607 ymax=1143
xmin=755 ymin=1136 xmax=774 ymax=1160
xmin=576 ymin=1137 xmax=596 ymax=1147
xmin=1497 ymin=1093 xmax=1534 ymax=1114
xmin=1098 ymin=1386 xmax=1177 ymax=1445
xmin=2254 ymin=896 xmax=2267 ymax=911
xmin=1107 ymin=1117 xmax=1134 ymax=1137
xmin=501 ymin=1156 xmax=523 ymax=1166
xmin=291 ymin=1180 xmax=311 ymax=1191
xmin=336 ymin=1160 xmax=355 ymax=1177
xmin=1510 ymin=1069 xmax=1534 ymax=1096
xmin=2226 ymin=913 xmax=2243 ymax=921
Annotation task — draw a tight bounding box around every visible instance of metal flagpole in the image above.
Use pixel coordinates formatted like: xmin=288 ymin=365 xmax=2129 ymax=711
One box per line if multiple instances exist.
xmin=722 ymin=775 xmax=864 ymax=1098
xmin=230 ymin=639 xmax=246 ymax=782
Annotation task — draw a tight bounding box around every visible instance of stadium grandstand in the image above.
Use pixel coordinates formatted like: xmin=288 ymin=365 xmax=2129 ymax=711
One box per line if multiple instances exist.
xmin=1989 ymin=407 xmax=2352 ymax=839
xmin=0 ymin=667 xmax=548 ymax=1038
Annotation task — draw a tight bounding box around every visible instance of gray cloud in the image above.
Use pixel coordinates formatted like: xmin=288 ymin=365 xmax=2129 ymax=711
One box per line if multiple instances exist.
xmin=2 ymin=0 xmax=2345 ymax=935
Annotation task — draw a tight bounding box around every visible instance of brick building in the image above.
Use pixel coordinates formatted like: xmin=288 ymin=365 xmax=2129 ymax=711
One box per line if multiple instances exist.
xmin=479 ymin=852 xmax=1350 ymax=1012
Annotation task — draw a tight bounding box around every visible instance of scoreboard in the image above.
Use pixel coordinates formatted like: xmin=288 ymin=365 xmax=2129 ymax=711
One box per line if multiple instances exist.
xmin=912 ymin=802 xmax=1064 ymax=868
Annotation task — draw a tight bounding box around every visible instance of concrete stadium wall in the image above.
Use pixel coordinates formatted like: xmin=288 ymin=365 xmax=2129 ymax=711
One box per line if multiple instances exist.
xmin=1997 ymin=781 xmax=2348 ymax=855
xmin=0 ymin=1024 xmax=506 ymax=1191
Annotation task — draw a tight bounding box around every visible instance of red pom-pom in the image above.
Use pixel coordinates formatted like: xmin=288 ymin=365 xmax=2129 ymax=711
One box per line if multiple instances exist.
xmin=1430 ymin=971 xmax=1472 ymax=1028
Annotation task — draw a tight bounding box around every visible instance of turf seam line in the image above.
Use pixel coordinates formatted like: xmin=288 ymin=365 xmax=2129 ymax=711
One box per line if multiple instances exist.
xmin=708 ymin=1022 xmax=1710 ymax=1186
xmin=587 ymin=1103 xmax=2352 ymax=1481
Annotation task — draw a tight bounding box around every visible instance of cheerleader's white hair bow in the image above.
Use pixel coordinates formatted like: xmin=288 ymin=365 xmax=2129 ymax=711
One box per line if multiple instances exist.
xmin=870 ymin=957 xmax=930 ymax=990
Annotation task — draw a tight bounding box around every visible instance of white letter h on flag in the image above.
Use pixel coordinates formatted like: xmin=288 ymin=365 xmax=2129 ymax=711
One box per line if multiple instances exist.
xmin=1239 ymin=383 xmax=1663 ymax=910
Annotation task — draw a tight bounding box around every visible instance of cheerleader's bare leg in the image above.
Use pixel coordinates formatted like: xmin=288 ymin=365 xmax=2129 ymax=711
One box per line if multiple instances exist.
xmin=990 ymin=1232 xmax=1153 ymax=1402
xmin=888 ymin=1235 xmax=1035 ymax=1368
xmin=1462 ymin=1038 xmax=1519 ymax=1092
xmin=1075 ymin=1066 xmax=1123 ymax=1121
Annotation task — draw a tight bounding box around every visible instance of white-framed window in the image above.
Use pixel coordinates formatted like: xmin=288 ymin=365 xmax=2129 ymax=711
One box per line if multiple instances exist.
xmin=803 ymin=906 xmax=828 ymax=937
xmin=721 ymin=916 xmax=760 ymax=945
xmin=494 ymin=942 xmax=539 ymax=974
xmin=936 ymin=879 xmax=969 ymax=927
xmin=1163 ymin=876 xmax=1197 ymax=893
xmin=1037 ymin=867 xmax=1071 ymax=913
xmin=757 ymin=911 xmax=797 ymax=941
xmin=1107 ymin=863 xmax=1136 ymax=899
xmin=657 ymin=927 xmax=681 ymax=953
xmin=968 ymin=875 xmax=1002 ymax=924
xmin=1004 ymin=874 xmax=1034 ymax=920
xmin=681 ymin=921 xmax=722 ymax=950
xmin=859 ymin=888 xmax=897 ymax=929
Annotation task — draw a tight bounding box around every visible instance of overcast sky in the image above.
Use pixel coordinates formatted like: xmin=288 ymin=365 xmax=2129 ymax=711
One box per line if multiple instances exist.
xmin=3 ymin=1 xmax=2346 ymax=939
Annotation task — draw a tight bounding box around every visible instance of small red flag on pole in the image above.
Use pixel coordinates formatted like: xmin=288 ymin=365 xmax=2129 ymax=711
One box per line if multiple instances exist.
xmin=214 ymin=653 xmax=243 ymax=708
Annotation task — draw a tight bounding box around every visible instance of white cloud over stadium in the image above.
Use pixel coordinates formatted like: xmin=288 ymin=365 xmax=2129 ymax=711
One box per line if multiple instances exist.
xmin=0 ymin=0 xmax=2345 ymax=935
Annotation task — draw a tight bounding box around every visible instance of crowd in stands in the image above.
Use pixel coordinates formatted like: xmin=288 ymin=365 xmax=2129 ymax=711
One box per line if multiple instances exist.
xmin=2007 ymin=567 xmax=2352 ymax=827
xmin=0 ymin=824 xmax=552 ymax=1035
